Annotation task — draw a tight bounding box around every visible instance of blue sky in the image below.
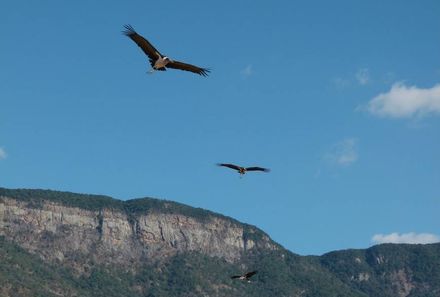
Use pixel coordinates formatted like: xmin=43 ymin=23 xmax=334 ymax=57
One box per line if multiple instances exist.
xmin=1 ymin=0 xmax=439 ymax=255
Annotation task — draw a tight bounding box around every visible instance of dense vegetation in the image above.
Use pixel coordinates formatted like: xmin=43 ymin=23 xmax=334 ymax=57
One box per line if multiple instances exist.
xmin=5 ymin=234 xmax=438 ymax=297
xmin=1 ymin=188 xmax=440 ymax=296
xmin=0 ymin=235 xmax=132 ymax=297
xmin=320 ymin=243 xmax=440 ymax=297
xmin=0 ymin=235 xmax=365 ymax=297
xmin=0 ymin=187 xmax=123 ymax=211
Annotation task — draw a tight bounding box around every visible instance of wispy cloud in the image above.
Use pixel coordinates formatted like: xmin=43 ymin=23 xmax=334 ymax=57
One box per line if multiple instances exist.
xmin=356 ymin=68 xmax=370 ymax=85
xmin=332 ymin=68 xmax=371 ymax=88
xmin=366 ymin=82 xmax=440 ymax=118
xmin=324 ymin=138 xmax=358 ymax=166
xmin=372 ymin=232 xmax=440 ymax=244
xmin=240 ymin=64 xmax=253 ymax=78
xmin=0 ymin=147 xmax=6 ymax=160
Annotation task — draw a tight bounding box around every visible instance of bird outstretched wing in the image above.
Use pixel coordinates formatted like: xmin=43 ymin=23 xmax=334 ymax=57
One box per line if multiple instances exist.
xmin=244 ymin=271 xmax=258 ymax=278
xmin=166 ymin=60 xmax=210 ymax=77
xmin=123 ymin=24 xmax=161 ymax=66
xmin=231 ymin=271 xmax=257 ymax=279
xmin=245 ymin=167 xmax=270 ymax=172
xmin=217 ymin=163 xmax=242 ymax=171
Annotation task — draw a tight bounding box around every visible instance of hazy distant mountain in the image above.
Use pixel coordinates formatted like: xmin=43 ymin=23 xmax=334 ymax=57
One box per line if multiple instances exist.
xmin=1 ymin=188 xmax=439 ymax=297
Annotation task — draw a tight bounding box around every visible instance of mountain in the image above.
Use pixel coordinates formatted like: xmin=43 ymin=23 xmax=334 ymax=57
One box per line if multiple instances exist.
xmin=1 ymin=187 xmax=439 ymax=297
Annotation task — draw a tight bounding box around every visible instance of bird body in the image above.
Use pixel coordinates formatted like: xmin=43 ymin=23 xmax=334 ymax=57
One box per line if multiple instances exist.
xmin=153 ymin=56 xmax=171 ymax=70
xmin=217 ymin=163 xmax=270 ymax=176
xmin=123 ymin=25 xmax=210 ymax=76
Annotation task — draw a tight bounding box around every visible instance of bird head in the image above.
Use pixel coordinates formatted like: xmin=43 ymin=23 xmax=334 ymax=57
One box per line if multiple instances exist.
xmin=163 ymin=56 xmax=173 ymax=63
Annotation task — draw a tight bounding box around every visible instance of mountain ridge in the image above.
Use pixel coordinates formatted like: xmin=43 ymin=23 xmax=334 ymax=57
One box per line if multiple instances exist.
xmin=1 ymin=187 xmax=439 ymax=297
xmin=0 ymin=187 xmax=271 ymax=235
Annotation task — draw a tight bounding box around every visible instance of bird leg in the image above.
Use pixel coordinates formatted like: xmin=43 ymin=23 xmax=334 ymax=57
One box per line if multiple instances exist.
xmin=147 ymin=68 xmax=155 ymax=74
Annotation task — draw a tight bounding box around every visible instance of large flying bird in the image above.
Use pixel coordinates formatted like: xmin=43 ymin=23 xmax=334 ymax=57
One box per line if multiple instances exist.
xmin=123 ymin=25 xmax=210 ymax=76
xmin=231 ymin=271 xmax=258 ymax=283
xmin=217 ymin=163 xmax=270 ymax=176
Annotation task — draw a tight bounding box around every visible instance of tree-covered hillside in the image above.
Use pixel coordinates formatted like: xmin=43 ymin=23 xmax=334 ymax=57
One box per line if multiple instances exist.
xmin=320 ymin=243 xmax=440 ymax=297
xmin=1 ymin=188 xmax=439 ymax=297
xmin=0 ymin=235 xmax=365 ymax=297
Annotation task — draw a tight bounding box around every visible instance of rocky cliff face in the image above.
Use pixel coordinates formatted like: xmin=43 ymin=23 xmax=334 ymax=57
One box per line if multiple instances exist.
xmin=0 ymin=195 xmax=277 ymax=271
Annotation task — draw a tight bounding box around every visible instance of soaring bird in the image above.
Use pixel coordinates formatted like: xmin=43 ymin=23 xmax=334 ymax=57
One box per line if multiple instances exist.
xmin=217 ymin=163 xmax=270 ymax=176
xmin=231 ymin=271 xmax=258 ymax=283
xmin=123 ymin=24 xmax=210 ymax=76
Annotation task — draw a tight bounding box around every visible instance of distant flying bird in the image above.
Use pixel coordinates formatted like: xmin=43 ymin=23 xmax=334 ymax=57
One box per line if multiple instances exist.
xmin=123 ymin=24 xmax=210 ymax=76
xmin=217 ymin=163 xmax=270 ymax=176
xmin=231 ymin=271 xmax=258 ymax=282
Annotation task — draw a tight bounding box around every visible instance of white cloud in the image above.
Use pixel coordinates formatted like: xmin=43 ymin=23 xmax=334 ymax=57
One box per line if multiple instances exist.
xmin=356 ymin=68 xmax=370 ymax=85
xmin=325 ymin=138 xmax=358 ymax=166
xmin=372 ymin=232 xmax=440 ymax=244
xmin=0 ymin=147 xmax=6 ymax=160
xmin=240 ymin=64 xmax=253 ymax=78
xmin=367 ymin=82 xmax=440 ymax=118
